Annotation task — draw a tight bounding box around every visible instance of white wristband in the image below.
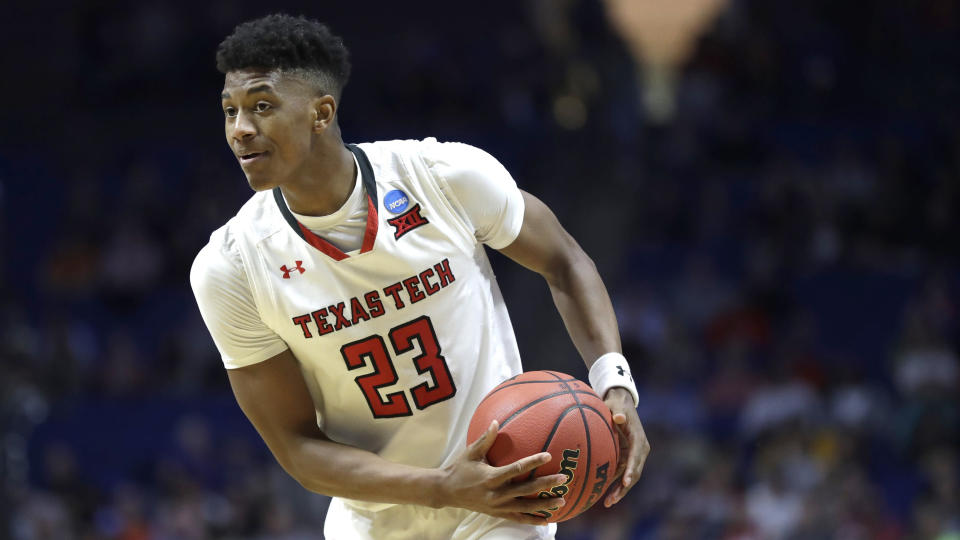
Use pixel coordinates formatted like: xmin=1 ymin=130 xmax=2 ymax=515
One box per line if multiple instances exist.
xmin=589 ymin=352 xmax=639 ymax=407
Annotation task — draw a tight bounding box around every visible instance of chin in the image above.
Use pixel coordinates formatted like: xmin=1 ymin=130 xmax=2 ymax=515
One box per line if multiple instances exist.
xmin=244 ymin=173 xmax=277 ymax=192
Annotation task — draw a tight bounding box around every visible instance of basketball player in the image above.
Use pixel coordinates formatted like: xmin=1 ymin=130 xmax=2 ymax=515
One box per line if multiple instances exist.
xmin=191 ymin=14 xmax=648 ymax=540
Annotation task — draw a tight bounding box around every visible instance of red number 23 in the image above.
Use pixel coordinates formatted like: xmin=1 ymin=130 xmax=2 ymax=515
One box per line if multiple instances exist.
xmin=340 ymin=316 xmax=457 ymax=419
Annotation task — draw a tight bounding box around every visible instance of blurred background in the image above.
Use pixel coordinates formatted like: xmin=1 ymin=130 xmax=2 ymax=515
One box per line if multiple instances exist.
xmin=2 ymin=0 xmax=959 ymax=538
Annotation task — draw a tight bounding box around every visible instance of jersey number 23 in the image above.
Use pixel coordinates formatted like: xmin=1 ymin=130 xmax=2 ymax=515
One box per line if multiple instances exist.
xmin=340 ymin=315 xmax=457 ymax=419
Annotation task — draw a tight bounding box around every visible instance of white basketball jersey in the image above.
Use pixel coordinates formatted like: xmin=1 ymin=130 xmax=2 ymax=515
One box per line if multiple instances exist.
xmin=199 ymin=140 xmax=523 ymax=511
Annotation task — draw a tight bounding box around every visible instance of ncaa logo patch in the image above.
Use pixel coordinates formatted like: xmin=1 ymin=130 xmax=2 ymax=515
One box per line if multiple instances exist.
xmin=384 ymin=189 xmax=410 ymax=214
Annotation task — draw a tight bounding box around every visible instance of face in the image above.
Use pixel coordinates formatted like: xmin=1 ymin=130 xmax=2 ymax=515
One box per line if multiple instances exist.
xmin=221 ymin=69 xmax=317 ymax=191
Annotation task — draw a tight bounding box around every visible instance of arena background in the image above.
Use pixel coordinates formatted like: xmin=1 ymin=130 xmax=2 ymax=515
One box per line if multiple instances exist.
xmin=2 ymin=1 xmax=958 ymax=538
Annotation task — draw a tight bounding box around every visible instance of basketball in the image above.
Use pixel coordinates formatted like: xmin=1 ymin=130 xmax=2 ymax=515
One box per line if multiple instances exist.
xmin=466 ymin=370 xmax=620 ymax=522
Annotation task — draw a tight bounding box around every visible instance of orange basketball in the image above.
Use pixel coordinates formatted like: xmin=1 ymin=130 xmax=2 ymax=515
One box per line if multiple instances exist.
xmin=466 ymin=370 xmax=620 ymax=523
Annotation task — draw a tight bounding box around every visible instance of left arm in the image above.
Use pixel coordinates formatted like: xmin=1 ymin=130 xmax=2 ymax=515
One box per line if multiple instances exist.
xmin=421 ymin=140 xmax=649 ymax=505
xmin=498 ymin=190 xmax=650 ymax=507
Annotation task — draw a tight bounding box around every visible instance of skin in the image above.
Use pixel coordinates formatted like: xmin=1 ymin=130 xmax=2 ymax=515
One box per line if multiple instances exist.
xmin=220 ymin=68 xmax=650 ymax=522
xmin=498 ymin=197 xmax=650 ymax=507
xmin=221 ymin=69 xmax=355 ymax=215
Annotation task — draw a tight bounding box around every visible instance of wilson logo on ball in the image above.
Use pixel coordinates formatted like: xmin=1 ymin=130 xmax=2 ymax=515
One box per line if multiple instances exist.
xmin=586 ymin=461 xmax=611 ymax=509
xmin=535 ymin=448 xmax=580 ymax=518
xmin=466 ymin=370 xmax=621 ymax=523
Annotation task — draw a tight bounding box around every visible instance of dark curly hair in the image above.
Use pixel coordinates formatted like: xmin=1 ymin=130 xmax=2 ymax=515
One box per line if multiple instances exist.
xmin=216 ymin=14 xmax=351 ymax=98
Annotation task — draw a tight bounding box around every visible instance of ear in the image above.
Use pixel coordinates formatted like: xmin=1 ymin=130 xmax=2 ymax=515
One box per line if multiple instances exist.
xmin=312 ymin=95 xmax=338 ymax=133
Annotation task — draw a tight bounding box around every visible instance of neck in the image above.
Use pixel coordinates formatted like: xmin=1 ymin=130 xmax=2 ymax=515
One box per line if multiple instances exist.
xmin=281 ymin=137 xmax=356 ymax=216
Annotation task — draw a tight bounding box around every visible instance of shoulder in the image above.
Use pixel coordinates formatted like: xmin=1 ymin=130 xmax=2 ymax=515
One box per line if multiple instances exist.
xmin=190 ymin=222 xmax=246 ymax=298
xmin=418 ymin=140 xmax=511 ymax=187
xmin=190 ymin=190 xmax=277 ymax=294
xmin=194 ymin=190 xmax=282 ymax=259
xmin=356 ymin=138 xmax=509 ymax=189
xmin=357 ymin=138 xmax=498 ymax=168
xmin=417 ymin=138 xmax=499 ymax=168
xmin=354 ymin=138 xmax=426 ymax=159
xmin=233 ymin=189 xmax=285 ymax=239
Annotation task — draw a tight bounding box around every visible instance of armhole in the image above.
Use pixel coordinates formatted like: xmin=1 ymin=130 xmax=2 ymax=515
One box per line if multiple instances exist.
xmin=405 ymin=144 xmax=481 ymax=250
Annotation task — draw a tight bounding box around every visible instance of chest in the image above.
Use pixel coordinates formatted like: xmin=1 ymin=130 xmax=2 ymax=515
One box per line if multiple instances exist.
xmin=252 ymin=201 xmax=477 ymax=348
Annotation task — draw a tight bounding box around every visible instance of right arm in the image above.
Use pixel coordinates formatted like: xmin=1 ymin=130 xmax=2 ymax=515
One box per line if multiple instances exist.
xmin=189 ymin=241 xmax=565 ymax=523
xmin=227 ymin=349 xmax=567 ymax=523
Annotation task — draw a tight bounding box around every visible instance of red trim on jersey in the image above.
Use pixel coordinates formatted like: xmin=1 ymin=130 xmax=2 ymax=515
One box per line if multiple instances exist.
xmin=297 ymin=222 xmax=350 ymax=261
xmin=272 ymin=145 xmax=379 ymax=261
xmin=361 ymin=195 xmax=379 ymax=253
xmin=294 ymin=193 xmax=378 ymax=261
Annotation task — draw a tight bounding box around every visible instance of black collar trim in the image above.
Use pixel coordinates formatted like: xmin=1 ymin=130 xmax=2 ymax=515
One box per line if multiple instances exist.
xmin=272 ymin=144 xmax=379 ymax=247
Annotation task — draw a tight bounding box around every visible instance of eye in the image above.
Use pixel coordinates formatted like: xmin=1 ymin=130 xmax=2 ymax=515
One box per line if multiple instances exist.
xmin=223 ymin=106 xmax=237 ymax=118
xmin=254 ymin=101 xmax=272 ymax=113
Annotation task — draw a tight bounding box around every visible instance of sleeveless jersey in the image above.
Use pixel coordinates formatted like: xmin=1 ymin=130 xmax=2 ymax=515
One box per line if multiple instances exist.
xmin=193 ymin=139 xmax=524 ymax=512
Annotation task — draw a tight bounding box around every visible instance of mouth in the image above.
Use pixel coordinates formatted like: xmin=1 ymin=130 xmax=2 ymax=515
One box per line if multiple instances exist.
xmin=239 ymin=151 xmax=268 ymax=165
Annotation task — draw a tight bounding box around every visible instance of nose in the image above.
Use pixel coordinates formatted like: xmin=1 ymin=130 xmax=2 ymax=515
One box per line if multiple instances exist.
xmin=230 ymin=110 xmax=256 ymax=142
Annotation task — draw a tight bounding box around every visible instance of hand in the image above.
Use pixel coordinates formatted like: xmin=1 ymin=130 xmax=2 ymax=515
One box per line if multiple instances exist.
xmin=603 ymin=387 xmax=650 ymax=507
xmin=438 ymin=420 xmax=569 ymax=525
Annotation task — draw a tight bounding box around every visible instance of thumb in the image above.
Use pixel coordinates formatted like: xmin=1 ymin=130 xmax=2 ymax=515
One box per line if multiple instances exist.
xmin=604 ymin=399 xmax=628 ymax=425
xmin=467 ymin=420 xmax=499 ymax=460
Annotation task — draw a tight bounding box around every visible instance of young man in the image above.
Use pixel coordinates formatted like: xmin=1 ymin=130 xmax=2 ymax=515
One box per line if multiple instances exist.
xmin=191 ymin=14 xmax=648 ymax=540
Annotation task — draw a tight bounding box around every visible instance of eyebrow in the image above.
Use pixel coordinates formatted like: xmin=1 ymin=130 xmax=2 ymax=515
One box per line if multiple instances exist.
xmin=220 ymin=85 xmax=276 ymax=101
xmin=246 ymin=84 xmax=275 ymax=95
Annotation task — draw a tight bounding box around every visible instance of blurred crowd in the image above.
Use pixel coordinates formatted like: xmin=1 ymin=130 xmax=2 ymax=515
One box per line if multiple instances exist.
xmin=2 ymin=0 xmax=958 ymax=538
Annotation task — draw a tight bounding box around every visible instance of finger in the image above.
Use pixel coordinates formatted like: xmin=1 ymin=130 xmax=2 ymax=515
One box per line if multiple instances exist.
xmin=605 ymin=393 xmax=632 ymax=425
xmin=610 ymin=423 xmax=630 ymax=480
xmin=493 ymin=452 xmax=552 ymax=482
xmin=500 ymin=496 xmax=566 ymax=515
xmin=605 ymin=401 xmax=627 ymax=424
xmin=623 ymin=423 xmax=651 ymax=487
xmin=627 ymin=448 xmax=649 ymax=488
xmin=606 ymin=402 xmax=627 ymax=424
xmin=500 ymin=512 xmax=552 ymax=526
xmin=467 ymin=420 xmax=499 ymax=460
xmin=606 ymin=425 xmax=650 ymax=507
xmin=498 ymin=474 xmax=567 ymax=500
xmin=622 ymin=446 xmax=639 ymax=487
xmin=604 ymin=482 xmax=625 ymax=508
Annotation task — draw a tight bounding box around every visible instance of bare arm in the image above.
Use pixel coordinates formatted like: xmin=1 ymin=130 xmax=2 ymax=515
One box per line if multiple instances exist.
xmin=226 ymin=348 xmax=568 ymax=522
xmin=498 ymin=190 xmax=650 ymax=506
xmin=226 ymin=349 xmax=436 ymax=504
xmin=498 ymin=192 xmax=620 ymax=361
